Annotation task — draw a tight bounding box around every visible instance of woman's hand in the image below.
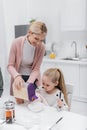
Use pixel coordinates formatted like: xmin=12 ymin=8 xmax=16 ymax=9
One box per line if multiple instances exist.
xmin=57 ymin=99 xmax=63 ymax=108
xmin=15 ymin=98 xmax=24 ymax=104
xmin=14 ymin=75 xmax=24 ymax=90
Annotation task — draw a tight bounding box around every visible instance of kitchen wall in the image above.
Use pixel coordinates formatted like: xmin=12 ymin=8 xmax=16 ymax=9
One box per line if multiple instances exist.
xmin=26 ymin=0 xmax=62 ymax=42
xmin=47 ymin=30 xmax=87 ymax=58
xmin=2 ymin=0 xmax=28 ymax=56
xmin=0 ymin=0 xmax=87 ymax=86
xmin=52 ymin=40 xmax=87 ymax=58
xmin=1 ymin=0 xmax=87 ymax=56
xmin=0 ymin=1 xmax=6 ymax=82
xmin=2 ymin=0 xmax=62 ymax=57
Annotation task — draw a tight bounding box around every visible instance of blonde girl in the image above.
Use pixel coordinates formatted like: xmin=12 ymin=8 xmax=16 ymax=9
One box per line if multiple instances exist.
xmin=37 ymin=68 xmax=69 ymax=110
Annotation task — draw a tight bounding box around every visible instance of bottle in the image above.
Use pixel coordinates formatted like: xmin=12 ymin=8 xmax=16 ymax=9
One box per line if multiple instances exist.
xmin=4 ymin=100 xmax=15 ymax=123
xmin=49 ymin=52 xmax=56 ymax=59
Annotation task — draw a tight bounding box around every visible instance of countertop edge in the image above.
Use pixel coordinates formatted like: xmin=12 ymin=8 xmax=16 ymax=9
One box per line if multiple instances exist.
xmin=43 ymin=57 xmax=87 ymax=65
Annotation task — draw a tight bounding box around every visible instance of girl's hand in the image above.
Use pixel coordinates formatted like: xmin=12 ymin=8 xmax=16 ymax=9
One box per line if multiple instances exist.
xmin=14 ymin=75 xmax=24 ymax=90
xmin=57 ymin=99 xmax=63 ymax=108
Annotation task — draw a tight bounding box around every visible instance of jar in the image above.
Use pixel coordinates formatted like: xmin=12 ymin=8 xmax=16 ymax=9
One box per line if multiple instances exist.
xmin=4 ymin=100 xmax=15 ymax=123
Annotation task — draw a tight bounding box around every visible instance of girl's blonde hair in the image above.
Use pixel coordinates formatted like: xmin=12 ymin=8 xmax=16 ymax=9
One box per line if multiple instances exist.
xmin=29 ymin=21 xmax=47 ymax=34
xmin=43 ymin=68 xmax=69 ymax=106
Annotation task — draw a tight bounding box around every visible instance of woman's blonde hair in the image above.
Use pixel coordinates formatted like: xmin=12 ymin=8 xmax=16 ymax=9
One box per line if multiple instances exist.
xmin=43 ymin=68 xmax=69 ymax=106
xmin=29 ymin=21 xmax=47 ymax=34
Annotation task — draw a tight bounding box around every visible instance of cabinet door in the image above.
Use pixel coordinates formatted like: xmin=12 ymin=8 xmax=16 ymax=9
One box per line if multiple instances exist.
xmin=55 ymin=63 xmax=79 ymax=98
xmin=41 ymin=61 xmax=56 ymax=76
xmin=61 ymin=0 xmax=86 ymax=30
xmin=79 ymin=64 xmax=87 ymax=102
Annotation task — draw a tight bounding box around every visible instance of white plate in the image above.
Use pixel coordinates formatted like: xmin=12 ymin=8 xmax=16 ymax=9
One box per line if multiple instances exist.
xmin=28 ymin=101 xmax=44 ymax=112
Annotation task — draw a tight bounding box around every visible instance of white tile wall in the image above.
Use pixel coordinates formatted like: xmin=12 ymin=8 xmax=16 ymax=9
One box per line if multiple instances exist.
xmin=46 ymin=40 xmax=87 ymax=59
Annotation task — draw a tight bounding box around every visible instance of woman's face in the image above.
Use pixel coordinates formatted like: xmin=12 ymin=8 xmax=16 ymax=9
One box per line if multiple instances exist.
xmin=28 ymin=32 xmax=46 ymax=47
xmin=42 ymin=75 xmax=57 ymax=93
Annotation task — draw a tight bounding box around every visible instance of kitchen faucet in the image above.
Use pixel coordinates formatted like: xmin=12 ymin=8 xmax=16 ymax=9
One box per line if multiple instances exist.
xmin=51 ymin=42 xmax=56 ymax=52
xmin=71 ymin=41 xmax=78 ymax=58
xmin=49 ymin=42 xmax=56 ymax=59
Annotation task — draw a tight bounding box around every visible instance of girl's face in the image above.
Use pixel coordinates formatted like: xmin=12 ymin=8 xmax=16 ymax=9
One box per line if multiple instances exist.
xmin=42 ymin=75 xmax=58 ymax=93
xmin=28 ymin=32 xmax=46 ymax=47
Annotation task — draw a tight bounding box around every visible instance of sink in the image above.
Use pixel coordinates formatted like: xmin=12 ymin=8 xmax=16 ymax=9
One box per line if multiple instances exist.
xmin=62 ymin=57 xmax=79 ymax=61
xmin=80 ymin=58 xmax=87 ymax=62
xmin=62 ymin=57 xmax=87 ymax=62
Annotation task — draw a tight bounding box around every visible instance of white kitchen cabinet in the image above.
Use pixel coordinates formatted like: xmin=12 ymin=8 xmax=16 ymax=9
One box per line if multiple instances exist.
xmin=55 ymin=62 xmax=79 ymax=99
xmin=41 ymin=61 xmax=56 ymax=75
xmin=79 ymin=64 xmax=87 ymax=102
xmin=61 ymin=0 xmax=86 ymax=30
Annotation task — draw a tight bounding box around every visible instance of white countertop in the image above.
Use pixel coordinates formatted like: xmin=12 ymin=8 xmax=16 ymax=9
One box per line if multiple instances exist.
xmin=43 ymin=56 xmax=87 ymax=65
xmin=0 ymin=95 xmax=87 ymax=130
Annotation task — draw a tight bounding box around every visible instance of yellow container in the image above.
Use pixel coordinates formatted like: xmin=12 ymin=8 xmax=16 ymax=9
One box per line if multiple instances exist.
xmin=49 ymin=52 xmax=56 ymax=59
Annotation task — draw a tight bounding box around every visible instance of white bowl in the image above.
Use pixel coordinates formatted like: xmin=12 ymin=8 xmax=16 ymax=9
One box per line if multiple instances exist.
xmin=28 ymin=101 xmax=44 ymax=112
